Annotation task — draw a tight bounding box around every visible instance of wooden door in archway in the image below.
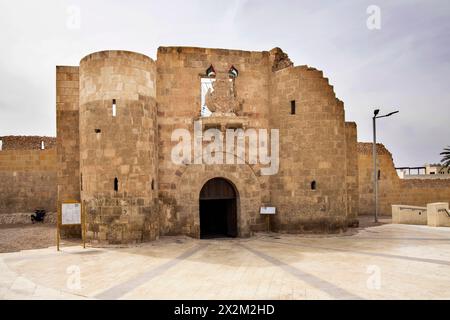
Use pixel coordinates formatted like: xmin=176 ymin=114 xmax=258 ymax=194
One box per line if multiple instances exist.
xmin=199 ymin=178 xmax=237 ymax=238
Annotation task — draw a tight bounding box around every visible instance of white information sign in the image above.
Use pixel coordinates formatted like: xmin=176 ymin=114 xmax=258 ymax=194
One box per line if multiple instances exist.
xmin=61 ymin=203 xmax=81 ymax=225
xmin=260 ymin=207 xmax=276 ymax=215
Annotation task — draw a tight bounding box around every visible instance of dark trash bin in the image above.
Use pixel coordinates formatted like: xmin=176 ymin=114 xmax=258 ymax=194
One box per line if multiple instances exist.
xmin=31 ymin=209 xmax=46 ymax=223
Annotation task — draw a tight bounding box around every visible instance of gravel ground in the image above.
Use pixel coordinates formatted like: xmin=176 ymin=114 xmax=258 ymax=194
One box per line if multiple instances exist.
xmin=0 ymin=223 xmax=62 ymax=253
xmin=357 ymin=215 xmax=391 ymax=228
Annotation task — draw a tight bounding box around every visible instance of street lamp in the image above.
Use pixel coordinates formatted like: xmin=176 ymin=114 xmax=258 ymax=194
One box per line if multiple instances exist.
xmin=373 ymin=109 xmax=399 ymax=223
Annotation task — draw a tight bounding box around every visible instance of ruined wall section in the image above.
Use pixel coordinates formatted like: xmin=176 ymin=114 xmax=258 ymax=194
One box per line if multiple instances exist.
xmin=269 ymin=65 xmax=351 ymax=232
xmin=358 ymin=142 xmax=450 ymax=215
xmin=79 ymin=51 xmax=158 ymax=244
xmin=157 ymin=47 xmax=271 ymax=237
xmin=0 ymin=137 xmax=56 ymax=223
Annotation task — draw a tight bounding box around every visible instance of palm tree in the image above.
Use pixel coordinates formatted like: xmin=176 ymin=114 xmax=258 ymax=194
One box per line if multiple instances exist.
xmin=440 ymin=146 xmax=450 ymax=168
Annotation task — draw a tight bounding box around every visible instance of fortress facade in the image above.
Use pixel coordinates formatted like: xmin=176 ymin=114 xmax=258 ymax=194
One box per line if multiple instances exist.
xmin=56 ymin=47 xmax=359 ymax=244
xmin=1 ymin=46 xmax=449 ymax=245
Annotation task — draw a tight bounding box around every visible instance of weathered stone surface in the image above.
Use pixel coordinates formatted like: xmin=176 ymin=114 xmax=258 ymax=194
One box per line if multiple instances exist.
xmin=3 ymin=46 xmax=449 ymax=245
xmin=0 ymin=144 xmax=57 ymax=218
xmin=358 ymin=142 xmax=450 ymax=215
xmin=56 ymin=66 xmax=81 ymax=237
xmin=0 ymin=136 xmax=56 ymax=150
xmin=78 ymin=51 xmax=158 ymax=244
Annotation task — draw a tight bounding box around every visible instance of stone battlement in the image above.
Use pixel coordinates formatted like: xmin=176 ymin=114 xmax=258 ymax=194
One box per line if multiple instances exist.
xmin=357 ymin=142 xmax=391 ymax=156
xmin=0 ymin=136 xmax=56 ymax=150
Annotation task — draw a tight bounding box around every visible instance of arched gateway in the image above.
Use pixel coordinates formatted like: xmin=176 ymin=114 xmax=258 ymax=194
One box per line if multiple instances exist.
xmin=199 ymin=178 xmax=238 ymax=239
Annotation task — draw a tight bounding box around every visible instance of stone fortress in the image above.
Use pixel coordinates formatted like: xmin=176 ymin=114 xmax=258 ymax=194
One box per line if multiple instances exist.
xmin=1 ymin=46 xmax=449 ymax=244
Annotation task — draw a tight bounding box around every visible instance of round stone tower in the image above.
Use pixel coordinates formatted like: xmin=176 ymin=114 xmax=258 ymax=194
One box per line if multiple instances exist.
xmin=79 ymin=50 xmax=158 ymax=244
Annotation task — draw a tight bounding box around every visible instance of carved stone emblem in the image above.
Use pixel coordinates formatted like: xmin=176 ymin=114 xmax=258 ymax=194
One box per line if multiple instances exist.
xmin=205 ymin=73 xmax=243 ymax=116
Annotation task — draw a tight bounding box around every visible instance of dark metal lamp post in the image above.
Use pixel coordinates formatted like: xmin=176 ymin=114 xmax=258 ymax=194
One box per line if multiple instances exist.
xmin=373 ymin=109 xmax=399 ymax=222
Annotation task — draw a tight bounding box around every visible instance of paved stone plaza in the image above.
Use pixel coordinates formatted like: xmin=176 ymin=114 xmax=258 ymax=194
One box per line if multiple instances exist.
xmin=1 ymin=222 xmax=450 ymax=300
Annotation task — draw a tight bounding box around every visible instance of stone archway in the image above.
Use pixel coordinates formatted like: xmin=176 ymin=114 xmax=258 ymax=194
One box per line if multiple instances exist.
xmin=170 ymin=153 xmax=266 ymax=238
xmin=199 ymin=177 xmax=237 ymax=238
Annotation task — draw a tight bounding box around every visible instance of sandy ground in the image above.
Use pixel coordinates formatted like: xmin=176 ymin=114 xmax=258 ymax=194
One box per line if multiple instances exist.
xmin=358 ymin=215 xmax=391 ymax=228
xmin=0 ymin=215 xmax=390 ymax=253
xmin=0 ymin=223 xmax=61 ymax=253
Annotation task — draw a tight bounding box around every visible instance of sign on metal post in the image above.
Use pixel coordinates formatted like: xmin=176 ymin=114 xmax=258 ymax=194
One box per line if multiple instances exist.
xmin=260 ymin=207 xmax=276 ymax=215
xmin=57 ymin=200 xmax=86 ymax=251
xmin=62 ymin=203 xmax=81 ymax=225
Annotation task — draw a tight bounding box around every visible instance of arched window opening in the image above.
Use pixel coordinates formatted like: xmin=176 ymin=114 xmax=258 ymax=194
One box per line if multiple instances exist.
xmin=206 ymin=65 xmax=216 ymax=78
xmin=200 ymin=77 xmax=214 ymax=117
xmin=229 ymin=65 xmax=238 ymax=78
xmin=311 ymin=180 xmax=316 ymax=190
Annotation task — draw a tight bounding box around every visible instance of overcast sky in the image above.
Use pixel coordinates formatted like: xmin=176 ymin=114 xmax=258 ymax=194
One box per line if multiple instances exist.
xmin=0 ymin=0 xmax=449 ymax=167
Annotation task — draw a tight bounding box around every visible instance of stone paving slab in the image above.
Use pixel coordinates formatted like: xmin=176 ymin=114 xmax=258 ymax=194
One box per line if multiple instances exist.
xmin=1 ymin=223 xmax=450 ymax=300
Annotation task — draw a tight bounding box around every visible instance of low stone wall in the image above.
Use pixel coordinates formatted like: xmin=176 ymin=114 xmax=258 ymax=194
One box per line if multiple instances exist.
xmin=392 ymin=202 xmax=450 ymax=227
xmin=392 ymin=205 xmax=427 ymax=225
xmin=427 ymin=202 xmax=450 ymax=227
xmin=402 ymin=175 xmax=450 ymax=180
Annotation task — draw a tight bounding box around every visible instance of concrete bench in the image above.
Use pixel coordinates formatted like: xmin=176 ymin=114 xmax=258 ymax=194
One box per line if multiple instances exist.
xmin=392 ymin=205 xmax=427 ymax=225
xmin=427 ymin=202 xmax=450 ymax=227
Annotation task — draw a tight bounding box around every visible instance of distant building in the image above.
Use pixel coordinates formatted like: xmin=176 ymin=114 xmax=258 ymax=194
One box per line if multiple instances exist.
xmin=426 ymin=163 xmax=450 ymax=175
xmin=396 ymin=163 xmax=450 ymax=179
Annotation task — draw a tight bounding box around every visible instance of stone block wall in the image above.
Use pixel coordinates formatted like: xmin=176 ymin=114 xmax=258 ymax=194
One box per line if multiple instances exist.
xmin=345 ymin=122 xmax=359 ymax=224
xmin=0 ymin=136 xmax=57 ymax=223
xmin=56 ymin=66 xmax=81 ymax=237
xmin=269 ymin=65 xmax=353 ymax=232
xmin=358 ymin=142 xmax=450 ymax=215
xmin=79 ymin=51 xmax=158 ymax=244
xmin=56 ymin=66 xmax=80 ymax=203
xmin=156 ymin=47 xmax=272 ymax=237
